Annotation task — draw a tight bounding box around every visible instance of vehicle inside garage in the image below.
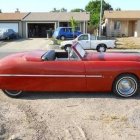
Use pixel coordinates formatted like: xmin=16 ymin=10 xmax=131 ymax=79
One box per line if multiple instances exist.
xmin=0 ymin=23 xmax=18 ymax=33
xmin=28 ymin=23 xmax=55 ymax=38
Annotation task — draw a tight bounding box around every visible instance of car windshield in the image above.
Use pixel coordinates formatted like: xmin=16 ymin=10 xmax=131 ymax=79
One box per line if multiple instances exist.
xmin=74 ymin=43 xmax=86 ymax=58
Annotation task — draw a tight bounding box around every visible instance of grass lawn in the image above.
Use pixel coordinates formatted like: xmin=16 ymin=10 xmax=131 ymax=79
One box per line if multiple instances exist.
xmin=116 ymin=37 xmax=140 ymax=49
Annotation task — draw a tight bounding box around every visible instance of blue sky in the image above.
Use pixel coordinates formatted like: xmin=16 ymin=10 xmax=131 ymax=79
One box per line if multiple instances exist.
xmin=0 ymin=0 xmax=140 ymax=12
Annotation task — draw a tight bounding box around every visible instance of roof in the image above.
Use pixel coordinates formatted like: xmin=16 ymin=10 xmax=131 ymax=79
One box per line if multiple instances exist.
xmin=23 ymin=12 xmax=90 ymax=21
xmin=104 ymin=11 xmax=140 ymax=19
xmin=0 ymin=12 xmax=28 ymax=21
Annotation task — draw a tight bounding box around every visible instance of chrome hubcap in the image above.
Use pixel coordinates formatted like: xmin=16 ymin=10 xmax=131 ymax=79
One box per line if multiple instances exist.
xmin=117 ymin=77 xmax=137 ymax=97
xmin=99 ymin=47 xmax=105 ymax=52
xmin=61 ymin=36 xmax=65 ymax=40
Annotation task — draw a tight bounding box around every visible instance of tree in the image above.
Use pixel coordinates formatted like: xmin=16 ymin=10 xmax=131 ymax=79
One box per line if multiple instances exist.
xmin=71 ymin=8 xmax=85 ymax=12
xmin=61 ymin=8 xmax=67 ymax=12
xmin=70 ymin=17 xmax=79 ymax=38
xmin=116 ymin=8 xmax=121 ymax=11
xmin=85 ymin=0 xmax=113 ymax=27
xmin=52 ymin=8 xmax=57 ymax=12
xmin=51 ymin=8 xmax=60 ymax=12
xmin=51 ymin=8 xmax=67 ymax=12
xmin=0 ymin=9 xmax=2 ymax=13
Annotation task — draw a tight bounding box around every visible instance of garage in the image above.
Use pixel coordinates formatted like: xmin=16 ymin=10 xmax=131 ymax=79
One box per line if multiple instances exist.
xmin=0 ymin=23 xmax=19 ymax=33
xmin=28 ymin=23 xmax=55 ymax=38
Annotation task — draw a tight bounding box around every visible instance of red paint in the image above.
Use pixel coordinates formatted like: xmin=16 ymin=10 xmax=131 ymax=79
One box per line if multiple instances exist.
xmin=84 ymin=52 xmax=140 ymax=61
xmin=0 ymin=46 xmax=140 ymax=93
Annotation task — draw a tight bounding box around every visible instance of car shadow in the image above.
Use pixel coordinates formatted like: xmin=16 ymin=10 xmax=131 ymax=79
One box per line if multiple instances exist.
xmin=20 ymin=91 xmax=140 ymax=100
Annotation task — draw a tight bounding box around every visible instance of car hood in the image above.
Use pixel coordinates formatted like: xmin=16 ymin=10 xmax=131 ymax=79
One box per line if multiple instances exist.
xmin=84 ymin=52 xmax=140 ymax=61
xmin=0 ymin=51 xmax=46 ymax=68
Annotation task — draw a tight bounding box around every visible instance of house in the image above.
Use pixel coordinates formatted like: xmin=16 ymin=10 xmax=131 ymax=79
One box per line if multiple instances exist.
xmin=104 ymin=11 xmax=140 ymax=37
xmin=0 ymin=11 xmax=90 ymax=38
xmin=22 ymin=12 xmax=90 ymax=38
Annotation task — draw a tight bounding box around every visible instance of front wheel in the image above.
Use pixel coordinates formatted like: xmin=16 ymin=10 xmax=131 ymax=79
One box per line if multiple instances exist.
xmin=113 ymin=74 xmax=138 ymax=98
xmin=97 ymin=44 xmax=107 ymax=52
xmin=2 ymin=90 xmax=23 ymax=98
xmin=60 ymin=36 xmax=65 ymax=40
xmin=5 ymin=36 xmax=10 ymax=40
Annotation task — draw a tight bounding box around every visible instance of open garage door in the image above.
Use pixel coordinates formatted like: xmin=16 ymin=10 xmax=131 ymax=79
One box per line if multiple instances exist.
xmin=28 ymin=23 xmax=55 ymax=38
xmin=0 ymin=23 xmax=18 ymax=33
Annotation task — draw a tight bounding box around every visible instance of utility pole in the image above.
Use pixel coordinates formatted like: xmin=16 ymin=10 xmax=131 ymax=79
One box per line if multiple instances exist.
xmin=99 ymin=0 xmax=103 ymax=37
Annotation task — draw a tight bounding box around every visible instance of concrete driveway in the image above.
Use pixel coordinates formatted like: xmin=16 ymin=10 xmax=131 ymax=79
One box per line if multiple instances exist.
xmin=0 ymin=38 xmax=52 ymax=53
xmin=0 ymin=38 xmax=57 ymax=58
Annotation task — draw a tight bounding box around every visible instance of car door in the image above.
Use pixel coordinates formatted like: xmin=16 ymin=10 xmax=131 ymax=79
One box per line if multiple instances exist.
xmin=90 ymin=35 xmax=99 ymax=49
xmin=66 ymin=28 xmax=73 ymax=38
xmin=0 ymin=58 xmax=85 ymax=92
xmin=38 ymin=60 xmax=86 ymax=92
xmin=84 ymin=61 xmax=114 ymax=92
xmin=7 ymin=50 xmax=86 ymax=92
xmin=78 ymin=34 xmax=90 ymax=49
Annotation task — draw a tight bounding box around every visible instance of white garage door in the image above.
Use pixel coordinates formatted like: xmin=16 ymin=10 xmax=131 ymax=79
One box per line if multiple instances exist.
xmin=0 ymin=23 xmax=18 ymax=33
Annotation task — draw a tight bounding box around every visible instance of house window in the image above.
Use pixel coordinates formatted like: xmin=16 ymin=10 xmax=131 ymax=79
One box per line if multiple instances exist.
xmin=114 ymin=21 xmax=121 ymax=30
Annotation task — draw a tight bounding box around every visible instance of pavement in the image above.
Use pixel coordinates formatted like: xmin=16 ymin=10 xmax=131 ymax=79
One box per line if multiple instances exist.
xmin=0 ymin=38 xmax=51 ymax=52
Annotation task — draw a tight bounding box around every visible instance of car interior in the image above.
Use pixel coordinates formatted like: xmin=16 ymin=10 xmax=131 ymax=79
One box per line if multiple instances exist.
xmin=41 ymin=50 xmax=79 ymax=61
xmin=42 ymin=50 xmax=68 ymax=61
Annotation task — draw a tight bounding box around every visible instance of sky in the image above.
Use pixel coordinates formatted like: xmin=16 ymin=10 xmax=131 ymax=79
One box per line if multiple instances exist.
xmin=0 ymin=0 xmax=140 ymax=12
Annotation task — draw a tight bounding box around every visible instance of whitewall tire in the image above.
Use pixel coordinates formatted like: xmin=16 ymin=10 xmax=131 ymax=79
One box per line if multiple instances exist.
xmin=113 ymin=74 xmax=138 ymax=98
xmin=2 ymin=90 xmax=23 ymax=98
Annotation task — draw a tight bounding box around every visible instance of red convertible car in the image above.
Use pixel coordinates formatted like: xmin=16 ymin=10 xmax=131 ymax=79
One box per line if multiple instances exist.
xmin=0 ymin=43 xmax=140 ymax=98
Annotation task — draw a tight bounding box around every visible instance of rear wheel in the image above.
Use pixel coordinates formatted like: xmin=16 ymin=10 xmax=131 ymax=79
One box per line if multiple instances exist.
xmin=2 ymin=90 xmax=23 ymax=98
xmin=97 ymin=44 xmax=107 ymax=52
xmin=113 ymin=74 xmax=138 ymax=98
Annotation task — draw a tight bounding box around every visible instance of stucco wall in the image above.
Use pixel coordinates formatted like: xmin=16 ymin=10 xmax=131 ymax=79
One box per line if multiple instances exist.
xmin=22 ymin=21 xmax=27 ymax=38
xmin=105 ymin=19 xmax=134 ymax=37
xmin=18 ymin=21 xmax=23 ymax=37
xmin=121 ymin=21 xmax=129 ymax=36
xmin=105 ymin=19 xmax=110 ymax=36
